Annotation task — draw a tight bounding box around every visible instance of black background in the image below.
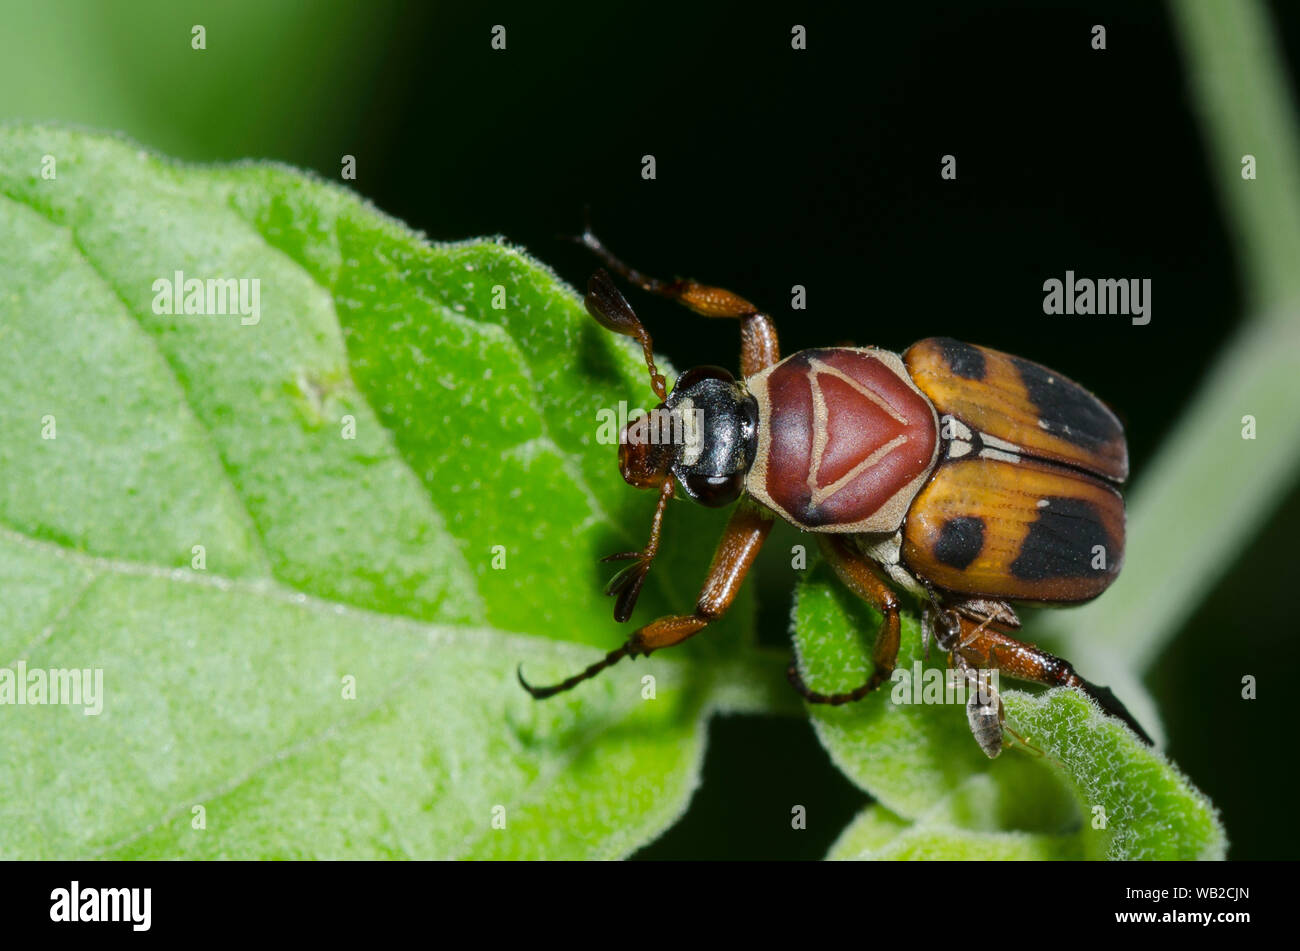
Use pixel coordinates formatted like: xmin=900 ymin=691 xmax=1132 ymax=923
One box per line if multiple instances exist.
xmin=10 ymin=860 xmax=1276 ymax=935
xmin=285 ymin=0 xmax=1295 ymax=859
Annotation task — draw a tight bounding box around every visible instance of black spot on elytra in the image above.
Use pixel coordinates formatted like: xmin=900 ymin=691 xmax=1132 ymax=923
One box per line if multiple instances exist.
xmin=935 ymin=338 xmax=986 ymax=380
xmin=934 ymin=516 xmax=985 ymax=569
xmin=1011 ymin=356 xmax=1120 ymax=452
xmin=1010 ymin=497 xmax=1112 ymax=581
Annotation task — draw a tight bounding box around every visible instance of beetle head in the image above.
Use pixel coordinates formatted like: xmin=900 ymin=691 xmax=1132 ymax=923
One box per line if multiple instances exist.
xmin=587 ymin=268 xmax=757 ymax=506
xmin=618 ymin=409 xmax=674 ymax=489
xmin=617 ymin=366 xmax=758 ymax=506
xmin=584 ymin=265 xmax=762 ymax=623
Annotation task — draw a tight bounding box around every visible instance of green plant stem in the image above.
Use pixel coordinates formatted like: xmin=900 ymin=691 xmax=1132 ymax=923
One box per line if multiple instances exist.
xmin=1041 ymin=0 xmax=1300 ymax=673
xmin=1173 ymin=0 xmax=1300 ymax=312
xmin=1042 ymin=315 xmax=1300 ymax=674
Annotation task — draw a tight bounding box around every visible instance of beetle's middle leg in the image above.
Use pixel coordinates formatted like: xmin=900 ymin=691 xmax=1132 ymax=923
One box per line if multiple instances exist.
xmin=787 ymin=536 xmax=902 ymax=705
xmin=518 ymin=502 xmax=772 ymax=699
xmin=940 ymin=613 xmax=1154 ymax=746
xmin=576 ymin=227 xmax=780 ymax=376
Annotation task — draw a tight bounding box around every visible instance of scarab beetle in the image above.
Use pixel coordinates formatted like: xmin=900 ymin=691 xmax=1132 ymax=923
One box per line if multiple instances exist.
xmin=519 ymin=228 xmax=1153 ymax=757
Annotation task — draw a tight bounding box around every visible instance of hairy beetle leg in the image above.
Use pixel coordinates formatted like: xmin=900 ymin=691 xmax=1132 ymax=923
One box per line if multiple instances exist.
xmin=947 ymin=615 xmax=1155 ymax=746
xmin=598 ymin=479 xmax=675 ymax=623
xmin=519 ymin=502 xmax=772 ymax=699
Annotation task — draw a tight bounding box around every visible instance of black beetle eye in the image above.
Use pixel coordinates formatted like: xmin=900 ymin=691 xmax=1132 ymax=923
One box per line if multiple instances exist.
xmin=681 ymin=471 xmax=745 ymax=508
xmin=671 ymin=365 xmax=735 ymax=396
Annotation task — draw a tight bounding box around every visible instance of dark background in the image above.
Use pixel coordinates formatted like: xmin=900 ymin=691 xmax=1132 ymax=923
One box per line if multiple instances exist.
xmin=328 ymin=0 xmax=1291 ymax=860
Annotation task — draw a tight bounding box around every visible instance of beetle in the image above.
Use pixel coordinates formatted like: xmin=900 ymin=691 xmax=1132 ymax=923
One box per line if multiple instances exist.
xmin=518 ymin=228 xmax=1153 ymax=757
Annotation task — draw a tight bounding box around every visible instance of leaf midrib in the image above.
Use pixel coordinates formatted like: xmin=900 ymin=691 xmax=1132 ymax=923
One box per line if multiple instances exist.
xmin=0 ymin=184 xmax=492 ymax=624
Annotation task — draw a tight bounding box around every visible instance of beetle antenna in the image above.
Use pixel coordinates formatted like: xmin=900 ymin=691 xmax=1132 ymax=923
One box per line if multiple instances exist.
xmin=585 ymin=269 xmax=666 ymax=401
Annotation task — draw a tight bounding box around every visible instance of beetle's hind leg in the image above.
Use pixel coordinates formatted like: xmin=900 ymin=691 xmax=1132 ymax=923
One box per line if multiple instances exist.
xmin=787 ymin=536 xmax=902 ymax=705
xmin=941 ymin=612 xmax=1155 ymax=747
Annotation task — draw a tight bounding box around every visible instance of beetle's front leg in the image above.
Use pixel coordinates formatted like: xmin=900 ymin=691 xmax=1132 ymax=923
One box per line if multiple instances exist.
xmin=600 ymin=479 xmax=675 ymax=623
xmin=620 ymin=500 xmax=773 ymax=652
xmin=518 ymin=502 xmax=772 ymax=699
xmin=787 ymin=535 xmax=902 ymax=705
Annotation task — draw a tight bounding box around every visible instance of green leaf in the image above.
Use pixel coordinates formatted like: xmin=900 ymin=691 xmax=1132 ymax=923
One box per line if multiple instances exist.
xmin=1038 ymin=0 xmax=1300 ymax=681
xmin=830 ymin=808 xmax=1082 ymax=861
xmin=0 ymin=124 xmax=786 ymax=859
xmin=793 ymin=562 xmax=1225 ymax=860
xmin=826 ymin=803 xmax=911 ymax=859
